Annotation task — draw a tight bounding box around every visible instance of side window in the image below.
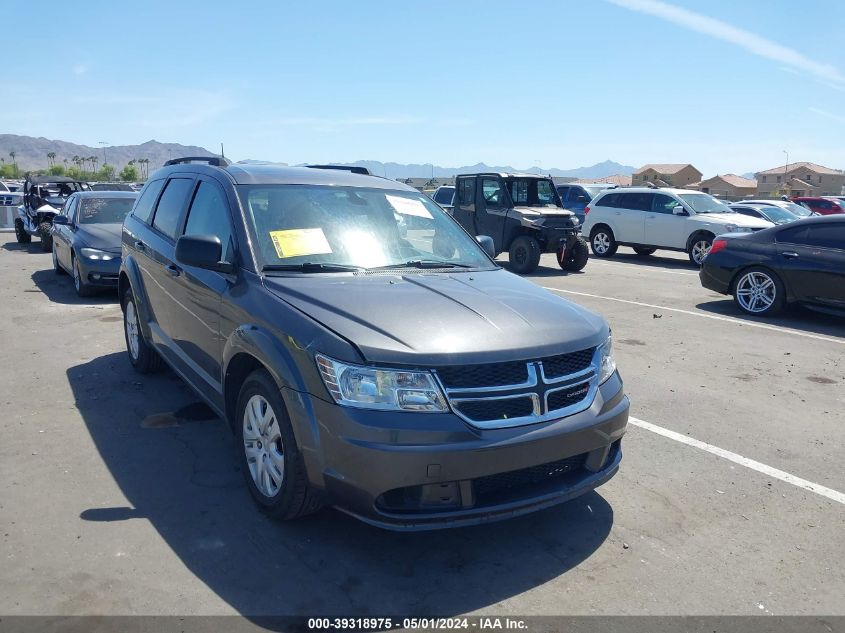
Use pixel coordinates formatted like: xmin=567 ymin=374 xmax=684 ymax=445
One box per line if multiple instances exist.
xmin=457 ymin=178 xmax=475 ymax=205
xmin=152 ymin=178 xmax=194 ymax=240
xmin=183 ymin=181 xmax=235 ymax=262
xmin=132 ymin=179 xmax=166 ymax=224
xmin=776 ymin=225 xmax=808 ymax=244
xmin=64 ymin=197 xmax=77 ymax=223
xmin=803 ymin=225 xmax=845 ymax=249
xmin=597 ymin=192 xmax=620 ymax=208
xmin=619 ymin=192 xmax=654 ymax=211
xmin=481 ymin=178 xmax=502 ymax=207
xmin=732 ymin=207 xmax=754 ymax=217
xmin=818 ymin=200 xmax=832 ymax=210
xmin=537 ymin=180 xmax=555 ymax=204
xmin=651 ymin=193 xmax=678 ymax=214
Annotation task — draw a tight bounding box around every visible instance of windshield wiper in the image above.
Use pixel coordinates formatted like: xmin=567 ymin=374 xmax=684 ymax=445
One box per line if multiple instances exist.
xmin=368 ymin=260 xmax=474 ymax=270
xmin=262 ymin=262 xmax=365 ymax=273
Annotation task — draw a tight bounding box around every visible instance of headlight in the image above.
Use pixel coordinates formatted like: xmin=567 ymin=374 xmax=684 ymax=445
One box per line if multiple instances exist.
xmin=598 ymin=335 xmax=616 ymax=384
xmin=80 ymin=247 xmax=116 ymax=261
xmin=572 ymin=216 xmax=580 ymax=226
xmin=315 ymin=354 xmax=448 ymax=412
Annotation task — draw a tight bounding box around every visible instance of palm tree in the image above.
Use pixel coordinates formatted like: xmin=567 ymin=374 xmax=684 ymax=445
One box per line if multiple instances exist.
xmin=90 ymin=156 xmax=98 ymax=177
xmin=47 ymin=152 xmax=56 ymax=167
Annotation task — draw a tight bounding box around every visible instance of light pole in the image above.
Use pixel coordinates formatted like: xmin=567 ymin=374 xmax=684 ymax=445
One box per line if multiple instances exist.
xmin=782 ymin=150 xmax=789 ymax=197
xmin=99 ymin=141 xmax=108 ymax=169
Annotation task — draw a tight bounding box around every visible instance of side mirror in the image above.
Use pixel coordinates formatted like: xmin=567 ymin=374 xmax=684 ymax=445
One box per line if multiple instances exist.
xmin=53 ymin=215 xmax=68 ymax=225
xmin=476 ymin=235 xmax=495 ymax=259
xmin=672 ymin=206 xmax=686 ymax=216
xmin=175 ymin=234 xmax=234 ymax=274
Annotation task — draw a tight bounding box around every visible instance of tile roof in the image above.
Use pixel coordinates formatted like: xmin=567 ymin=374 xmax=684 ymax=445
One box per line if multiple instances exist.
xmin=634 ymin=163 xmax=698 ymax=175
xmin=756 ymin=162 xmax=842 ymax=176
xmin=719 ymin=173 xmax=758 ymax=188
xmin=575 ymin=174 xmax=632 ymax=186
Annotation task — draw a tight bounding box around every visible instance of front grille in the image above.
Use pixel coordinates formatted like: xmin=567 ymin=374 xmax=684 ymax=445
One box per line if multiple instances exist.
xmin=437 ymin=361 xmax=528 ymax=389
xmin=543 ymin=347 xmax=595 ymax=379
xmin=548 ymin=382 xmax=591 ymax=411
xmin=473 ymin=453 xmax=587 ymax=504
xmin=454 ymin=397 xmax=533 ymax=422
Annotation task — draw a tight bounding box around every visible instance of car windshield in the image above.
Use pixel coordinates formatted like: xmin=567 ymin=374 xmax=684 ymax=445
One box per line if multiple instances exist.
xmin=504 ymin=178 xmax=560 ymax=207
xmin=78 ymin=197 xmax=136 ymax=224
xmin=581 ymin=185 xmax=607 ymax=198
xmin=239 ymin=185 xmax=495 ymax=271
xmin=678 ymin=193 xmax=732 ymax=214
xmin=433 ymin=187 xmax=455 ymax=204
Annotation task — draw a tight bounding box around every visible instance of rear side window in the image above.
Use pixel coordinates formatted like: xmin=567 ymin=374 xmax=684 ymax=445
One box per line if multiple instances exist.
xmin=776 ymin=225 xmax=807 ymax=244
xmin=804 ymin=225 xmax=845 ymax=249
xmin=152 ymin=178 xmax=194 ymax=239
xmin=457 ymin=178 xmax=475 ymax=205
xmin=596 ymin=192 xmax=621 ymax=208
xmin=184 ymin=181 xmax=234 ymax=262
xmin=619 ymin=192 xmax=654 ymax=211
xmin=132 ymin=179 xmax=165 ymax=224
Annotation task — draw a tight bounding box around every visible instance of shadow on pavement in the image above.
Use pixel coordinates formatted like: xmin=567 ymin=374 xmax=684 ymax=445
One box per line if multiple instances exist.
xmin=70 ymin=352 xmax=614 ymax=620
xmin=30 ymin=268 xmax=118 ymax=306
xmin=2 ymin=240 xmax=48 ymax=254
xmin=696 ymin=298 xmax=844 ymax=339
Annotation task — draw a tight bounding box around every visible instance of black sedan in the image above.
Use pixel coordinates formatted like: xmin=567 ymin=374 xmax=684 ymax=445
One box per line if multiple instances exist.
xmin=700 ymin=216 xmax=845 ymax=316
xmin=51 ymin=191 xmax=137 ymax=296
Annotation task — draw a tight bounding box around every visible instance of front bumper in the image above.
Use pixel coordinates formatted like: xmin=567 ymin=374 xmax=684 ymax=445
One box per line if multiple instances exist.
xmin=537 ymin=227 xmax=580 ymax=253
xmin=77 ymin=254 xmax=121 ymax=287
xmin=288 ymin=372 xmax=628 ymax=530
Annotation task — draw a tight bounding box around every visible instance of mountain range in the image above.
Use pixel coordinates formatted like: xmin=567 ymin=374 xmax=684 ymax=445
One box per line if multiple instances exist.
xmin=1 ymin=134 xmax=636 ymax=180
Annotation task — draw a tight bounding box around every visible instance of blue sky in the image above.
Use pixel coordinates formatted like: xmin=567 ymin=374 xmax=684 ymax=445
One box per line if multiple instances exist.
xmin=4 ymin=0 xmax=844 ymax=175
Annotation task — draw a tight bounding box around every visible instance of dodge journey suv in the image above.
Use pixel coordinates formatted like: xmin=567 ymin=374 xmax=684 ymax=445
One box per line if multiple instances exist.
xmin=582 ymin=187 xmax=772 ymax=265
xmin=119 ymin=157 xmax=628 ymax=530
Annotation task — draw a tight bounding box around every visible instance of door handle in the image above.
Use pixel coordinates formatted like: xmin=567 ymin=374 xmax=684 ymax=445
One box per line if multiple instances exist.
xmin=782 ymin=251 xmax=799 ymax=259
xmin=165 ymin=264 xmax=182 ymax=277
xmin=134 ymin=240 xmax=146 ymax=251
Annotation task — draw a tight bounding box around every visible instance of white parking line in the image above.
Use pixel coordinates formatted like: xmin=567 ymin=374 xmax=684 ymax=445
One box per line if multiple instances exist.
xmin=629 ymin=416 xmax=845 ymax=505
xmin=543 ymin=287 xmax=845 ymax=346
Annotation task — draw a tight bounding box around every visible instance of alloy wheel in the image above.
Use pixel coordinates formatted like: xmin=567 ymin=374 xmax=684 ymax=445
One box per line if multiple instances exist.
xmin=593 ymin=233 xmax=610 ymax=255
xmin=125 ymin=300 xmax=140 ymax=360
xmin=691 ymin=240 xmax=711 ymax=265
xmin=243 ymin=395 xmax=285 ymax=497
xmin=735 ymin=271 xmax=776 ymax=313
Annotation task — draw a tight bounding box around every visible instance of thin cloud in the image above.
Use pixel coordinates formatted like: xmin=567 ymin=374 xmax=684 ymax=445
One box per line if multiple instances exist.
xmin=72 ymin=64 xmax=88 ymax=75
xmin=808 ymin=107 xmax=845 ymax=124
xmin=607 ymin=0 xmax=845 ymax=88
xmin=274 ymin=115 xmax=424 ymax=127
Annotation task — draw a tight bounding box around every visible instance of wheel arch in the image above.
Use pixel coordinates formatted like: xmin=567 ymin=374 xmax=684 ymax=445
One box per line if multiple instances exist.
xmin=686 ymin=229 xmax=715 ymax=252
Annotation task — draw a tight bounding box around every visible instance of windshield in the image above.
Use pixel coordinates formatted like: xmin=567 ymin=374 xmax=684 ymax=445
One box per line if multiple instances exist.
xmin=678 ymin=193 xmax=732 ymax=214
xmin=581 ymin=185 xmax=607 ymax=198
xmin=504 ymin=178 xmax=560 ymax=207
xmin=240 ymin=185 xmax=495 ymax=271
xmin=78 ymin=197 xmax=136 ymax=224
xmin=433 ymin=187 xmax=455 ymax=205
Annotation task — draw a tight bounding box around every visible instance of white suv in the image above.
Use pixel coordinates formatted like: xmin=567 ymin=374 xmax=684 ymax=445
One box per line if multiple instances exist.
xmin=581 ymin=188 xmax=773 ymax=265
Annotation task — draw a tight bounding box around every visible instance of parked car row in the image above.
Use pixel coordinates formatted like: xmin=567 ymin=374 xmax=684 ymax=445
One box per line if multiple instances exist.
xmin=25 ymin=157 xmax=629 ymax=531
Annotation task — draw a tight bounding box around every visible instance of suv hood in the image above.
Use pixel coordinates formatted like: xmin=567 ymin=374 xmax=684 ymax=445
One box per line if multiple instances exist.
xmin=263 ymin=269 xmax=607 ymax=366
xmin=695 ymin=212 xmax=771 ymax=228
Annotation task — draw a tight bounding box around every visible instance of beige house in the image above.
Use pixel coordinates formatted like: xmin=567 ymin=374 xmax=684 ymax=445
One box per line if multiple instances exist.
xmin=575 ymin=174 xmax=632 ymax=187
xmin=755 ymin=162 xmax=845 ymax=198
xmin=632 ymin=164 xmax=702 ymax=188
xmin=694 ymin=174 xmax=757 ymax=200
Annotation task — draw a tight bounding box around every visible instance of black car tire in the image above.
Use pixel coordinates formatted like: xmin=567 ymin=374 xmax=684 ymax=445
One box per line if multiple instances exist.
xmin=52 ymin=244 xmax=65 ymax=275
xmin=38 ymin=223 xmax=53 ymax=252
xmin=14 ymin=219 xmax=31 ymax=244
xmin=72 ymin=255 xmax=94 ymax=297
xmin=508 ymin=235 xmax=541 ymax=274
xmin=558 ymin=236 xmax=589 ymax=271
xmin=633 ymin=247 xmax=656 ymax=256
xmin=688 ymin=232 xmax=714 ymax=266
xmin=589 ymin=226 xmax=618 ymax=258
xmin=732 ymin=267 xmax=786 ymax=316
xmin=236 ymin=369 xmax=323 ymax=520
xmin=122 ymin=286 xmax=163 ymax=373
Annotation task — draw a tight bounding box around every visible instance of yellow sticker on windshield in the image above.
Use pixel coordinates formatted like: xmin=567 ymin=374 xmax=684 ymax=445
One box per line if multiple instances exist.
xmin=387 ymin=194 xmax=432 ymax=219
xmin=269 ymin=228 xmax=332 ymax=259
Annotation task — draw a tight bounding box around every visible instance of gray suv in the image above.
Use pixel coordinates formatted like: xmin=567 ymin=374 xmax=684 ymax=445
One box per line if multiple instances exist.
xmin=119 ymin=157 xmax=628 ymax=530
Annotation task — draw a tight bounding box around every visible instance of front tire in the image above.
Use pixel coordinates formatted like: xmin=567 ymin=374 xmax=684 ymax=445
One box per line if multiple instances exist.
xmin=14 ymin=219 xmax=31 ymax=244
xmin=508 ymin=235 xmax=541 ymax=274
xmin=590 ymin=226 xmax=618 ymax=258
xmin=122 ymin=286 xmax=163 ymax=373
xmin=558 ymin=236 xmax=589 ymax=271
xmin=72 ymin=256 xmax=94 ymax=297
xmin=38 ymin=223 xmax=53 ymax=252
xmin=688 ymin=233 xmax=714 ymax=266
xmin=236 ymin=369 xmax=322 ymax=520
xmin=732 ymin=267 xmax=786 ymax=316
xmin=52 ymin=244 xmax=65 ymax=275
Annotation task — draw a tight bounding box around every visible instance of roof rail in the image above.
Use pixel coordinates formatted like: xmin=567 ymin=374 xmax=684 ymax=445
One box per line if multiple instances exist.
xmin=164 ymin=156 xmax=230 ymax=167
xmin=306 ymin=164 xmax=371 ymax=176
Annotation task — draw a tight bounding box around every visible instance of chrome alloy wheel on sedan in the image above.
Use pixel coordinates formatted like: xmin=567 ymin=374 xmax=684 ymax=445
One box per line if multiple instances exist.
xmin=243 ymin=395 xmax=285 ymax=497
xmin=735 ymin=271 xmax=776 ymax=313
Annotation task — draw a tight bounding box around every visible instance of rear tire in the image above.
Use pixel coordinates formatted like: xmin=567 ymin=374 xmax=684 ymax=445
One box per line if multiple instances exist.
xmin=38 ymin=223 xmax=53 ymax=252
xmin=236 ymin=369 xmax=323 ymax=520
xmin=732 ymin=267 xmax=786 ymax=316
xmin=122 ymin=286 xmax=163 ymax=373
xmin=508 ymin=235 xmax=541 ymax=274
xmin=14 ymin=219 xmax=31 ymax=244
xmin=558 ymin=236 xmax=589 ymax=271
xmin=633 ymin=247 xmax=656 ymax=256
xmin=589 ymin=226 xmax=618 ymax=258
